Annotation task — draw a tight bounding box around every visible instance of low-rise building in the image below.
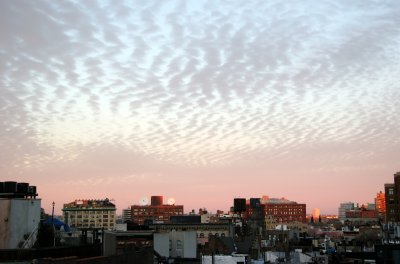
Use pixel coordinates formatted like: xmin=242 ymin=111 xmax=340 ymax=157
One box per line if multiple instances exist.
xmin=257 ymin=197 xmax=306 ymax=224
xmin=151 ymin=223 xmax=234 ymax=245
xmin=131 ymin=196 xmax=183 ymax=225
xmin=154 ymin=230 xmax=197 ymax=259
xmin=338 ymin=202 xmax=358 ymax=221
xmin=62 ymin=199 xmax=116 ymax=230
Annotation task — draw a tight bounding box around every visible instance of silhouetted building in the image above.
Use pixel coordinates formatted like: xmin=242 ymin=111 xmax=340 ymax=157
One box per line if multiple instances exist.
xmin=170 ymin=215 xmax=201 ymax=224
xmin=385 ymin=172 xmax=400 ymax=223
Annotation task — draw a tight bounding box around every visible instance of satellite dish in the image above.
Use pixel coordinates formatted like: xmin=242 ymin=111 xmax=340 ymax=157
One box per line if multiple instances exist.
xmin=139 ymin=197 xmax=149 ymax=205
xmin=167 ymin=198 xmax=175 ymax=205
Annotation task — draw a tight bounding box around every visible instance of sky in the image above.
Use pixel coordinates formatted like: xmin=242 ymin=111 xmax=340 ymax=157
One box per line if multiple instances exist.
xmin=1 ymin=0 xmax=399 ymax=215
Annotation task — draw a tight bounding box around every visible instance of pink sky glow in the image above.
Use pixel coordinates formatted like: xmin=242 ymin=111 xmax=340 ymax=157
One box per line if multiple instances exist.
xmin=1 ymin=0 xmax=399 ymax=215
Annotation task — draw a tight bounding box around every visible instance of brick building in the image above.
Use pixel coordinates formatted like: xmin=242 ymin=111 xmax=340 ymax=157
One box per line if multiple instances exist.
xmin=262 ymin=202 xmax=307 ymax=223
xmin=385 ymin=172 xmax=400 ymax=223
xmin=345 ymin=208 xmax=379 ymax=219
xmin=131 ymin=196 xmax=183 ymax=225
xmin=244 ymin=197 xmax=306 ymax=225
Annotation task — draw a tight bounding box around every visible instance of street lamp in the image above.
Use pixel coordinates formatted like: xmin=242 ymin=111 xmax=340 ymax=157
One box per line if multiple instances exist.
xmin=52 ymin=202 xmax=55 ymax=247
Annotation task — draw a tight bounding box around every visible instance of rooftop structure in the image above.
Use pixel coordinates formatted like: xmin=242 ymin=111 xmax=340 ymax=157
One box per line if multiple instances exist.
xmin=0 ymin=181 xmax=41 ymax=249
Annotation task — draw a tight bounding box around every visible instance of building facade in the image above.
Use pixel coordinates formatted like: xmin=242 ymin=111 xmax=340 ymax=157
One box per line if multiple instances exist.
xmin=0 ymin=181 xmax=40 ymax=249
xmin=131 ymin=196 xmax=183 ymax=225
xmin=122 ymin=208 xmax=132 ymax=223
xmin=384 ymin=172 xmax=400 ymax=223
xmin=154 ymin=230 xmax=197 ymax=259
xmin=131 ymin=204 xmax=184 ymax=225
xmin=385 ymin=183 xmax=397 ymax=223
xmin=375 ymin=191 xmax=386 ymax=219
xmin=151 ymin=223 xmax=234 ymax=245
xmin=338 ymin=202 xmax=358 ymax=221
xmin=262 ymin=203 xmax=306 ymax=224
xmin=63 ymin=199 xmax=116 ymax=230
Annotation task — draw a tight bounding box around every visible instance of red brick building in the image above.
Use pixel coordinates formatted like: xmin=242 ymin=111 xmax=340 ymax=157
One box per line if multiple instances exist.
xmin=263 ymin=203 xmax=306 ymax=223
xmin=345 ymin=208 xmax=379 ymax=219
xmin=131 ymin=196 xmax=183 ymax=225
xmin=245 ymin=197 xmax=306 ymax=223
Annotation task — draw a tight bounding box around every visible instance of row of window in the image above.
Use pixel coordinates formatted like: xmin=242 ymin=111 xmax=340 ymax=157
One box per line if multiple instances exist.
xmin=133 ymin=208 xmax=183 ymax=212
xmin=265 ymin=211 xmax=304 ymax=215
xmin=198 ymin=233 xmax=225 ymax=238
xmin=70 ymin=220 xmax=115 ymax=224
xmin=69 ymin=214 xmax=115 ymax=218
xmin=133 ymin=212 xmax=182 ymax=216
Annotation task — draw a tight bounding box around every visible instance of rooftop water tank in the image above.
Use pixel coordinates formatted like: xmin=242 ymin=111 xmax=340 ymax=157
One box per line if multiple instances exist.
xmin=151 ymin=196 xmax=163 ymax=206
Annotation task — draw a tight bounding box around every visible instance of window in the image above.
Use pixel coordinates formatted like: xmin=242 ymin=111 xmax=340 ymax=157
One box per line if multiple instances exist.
xmin=389 ymin=188 xmax=394 ymax=195
xmin=176 ymin=240 xmax=182 ymax=249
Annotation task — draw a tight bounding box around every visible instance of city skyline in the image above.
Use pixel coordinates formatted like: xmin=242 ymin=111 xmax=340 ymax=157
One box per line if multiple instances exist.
xmin=1 ymin=0 xmax=399 ymax=215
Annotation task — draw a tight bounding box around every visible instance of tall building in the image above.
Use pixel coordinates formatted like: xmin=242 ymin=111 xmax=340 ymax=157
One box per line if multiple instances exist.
xmin=131 ymin=196 xmax=183 ymax=225
xmin=385 ymin=183 xmax=396 ymax=223
xmin=375 ymin=191 xmax=386 ymax=216
xmin=384 ymin=172 xmax=400 ymax=223
xmin=63 ymin=199 xmax=116 ymax=230
xmin=122 ymin=207 xmax=132 ymax=222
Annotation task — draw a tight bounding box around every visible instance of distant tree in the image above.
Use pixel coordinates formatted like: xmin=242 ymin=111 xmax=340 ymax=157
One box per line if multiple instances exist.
xmin=310 ymin=216 xmax=314 ymax=223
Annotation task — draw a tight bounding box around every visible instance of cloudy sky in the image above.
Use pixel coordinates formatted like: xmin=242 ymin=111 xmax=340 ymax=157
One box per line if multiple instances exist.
xmin=1 ymin=0 xmax=399 ymax=215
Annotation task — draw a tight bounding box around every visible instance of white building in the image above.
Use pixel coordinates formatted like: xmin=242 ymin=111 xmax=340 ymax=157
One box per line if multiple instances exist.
xmin=154 ymin=230 xmax=197 ymax=259
xmin=338 ymin=202 xmax=358 ymax=221
xmin=201 ymin=254 xmax=248 ymax=264
xmin=0 ymin=198 xmax=41 ymax=249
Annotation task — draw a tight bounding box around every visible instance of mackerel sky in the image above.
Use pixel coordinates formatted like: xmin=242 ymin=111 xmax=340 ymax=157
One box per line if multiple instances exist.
xmin=1 ymin=0 xmax=399 ymax=214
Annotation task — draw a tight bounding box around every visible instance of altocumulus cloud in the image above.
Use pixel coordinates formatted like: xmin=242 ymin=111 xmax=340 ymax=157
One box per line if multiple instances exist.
xmin=0 ymin=0 xmax=399 ymax=173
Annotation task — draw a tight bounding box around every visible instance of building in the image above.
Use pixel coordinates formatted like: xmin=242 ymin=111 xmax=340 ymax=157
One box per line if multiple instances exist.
xmin=122 ymin=207 xmax=132 ymax=222
xmin=375 ymin=191 xmax=386 ymax=218
xmin=384 ymin=172 xmax=400 ymax=223
xmin=260 ymin=197 xmax=306 ymax=224
xmin=62 ymin=199 xmax=116 ymax=230
xmin=0 ymin=181 xmax=40 ymax=249
xmin=131 ymin=196 xmax=183 ymax=225
xmin=345 ymin=207 xmax=379 ymax=223
xmin=385 ymin=183 xmax=397 ymax=223
xmin=338 ymin=202 xmax=358 ymax=221
xmin=151 ymin=222 xmax=234 ymax=245
xmin=154 ymin=230 xmax=197 ymax=259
